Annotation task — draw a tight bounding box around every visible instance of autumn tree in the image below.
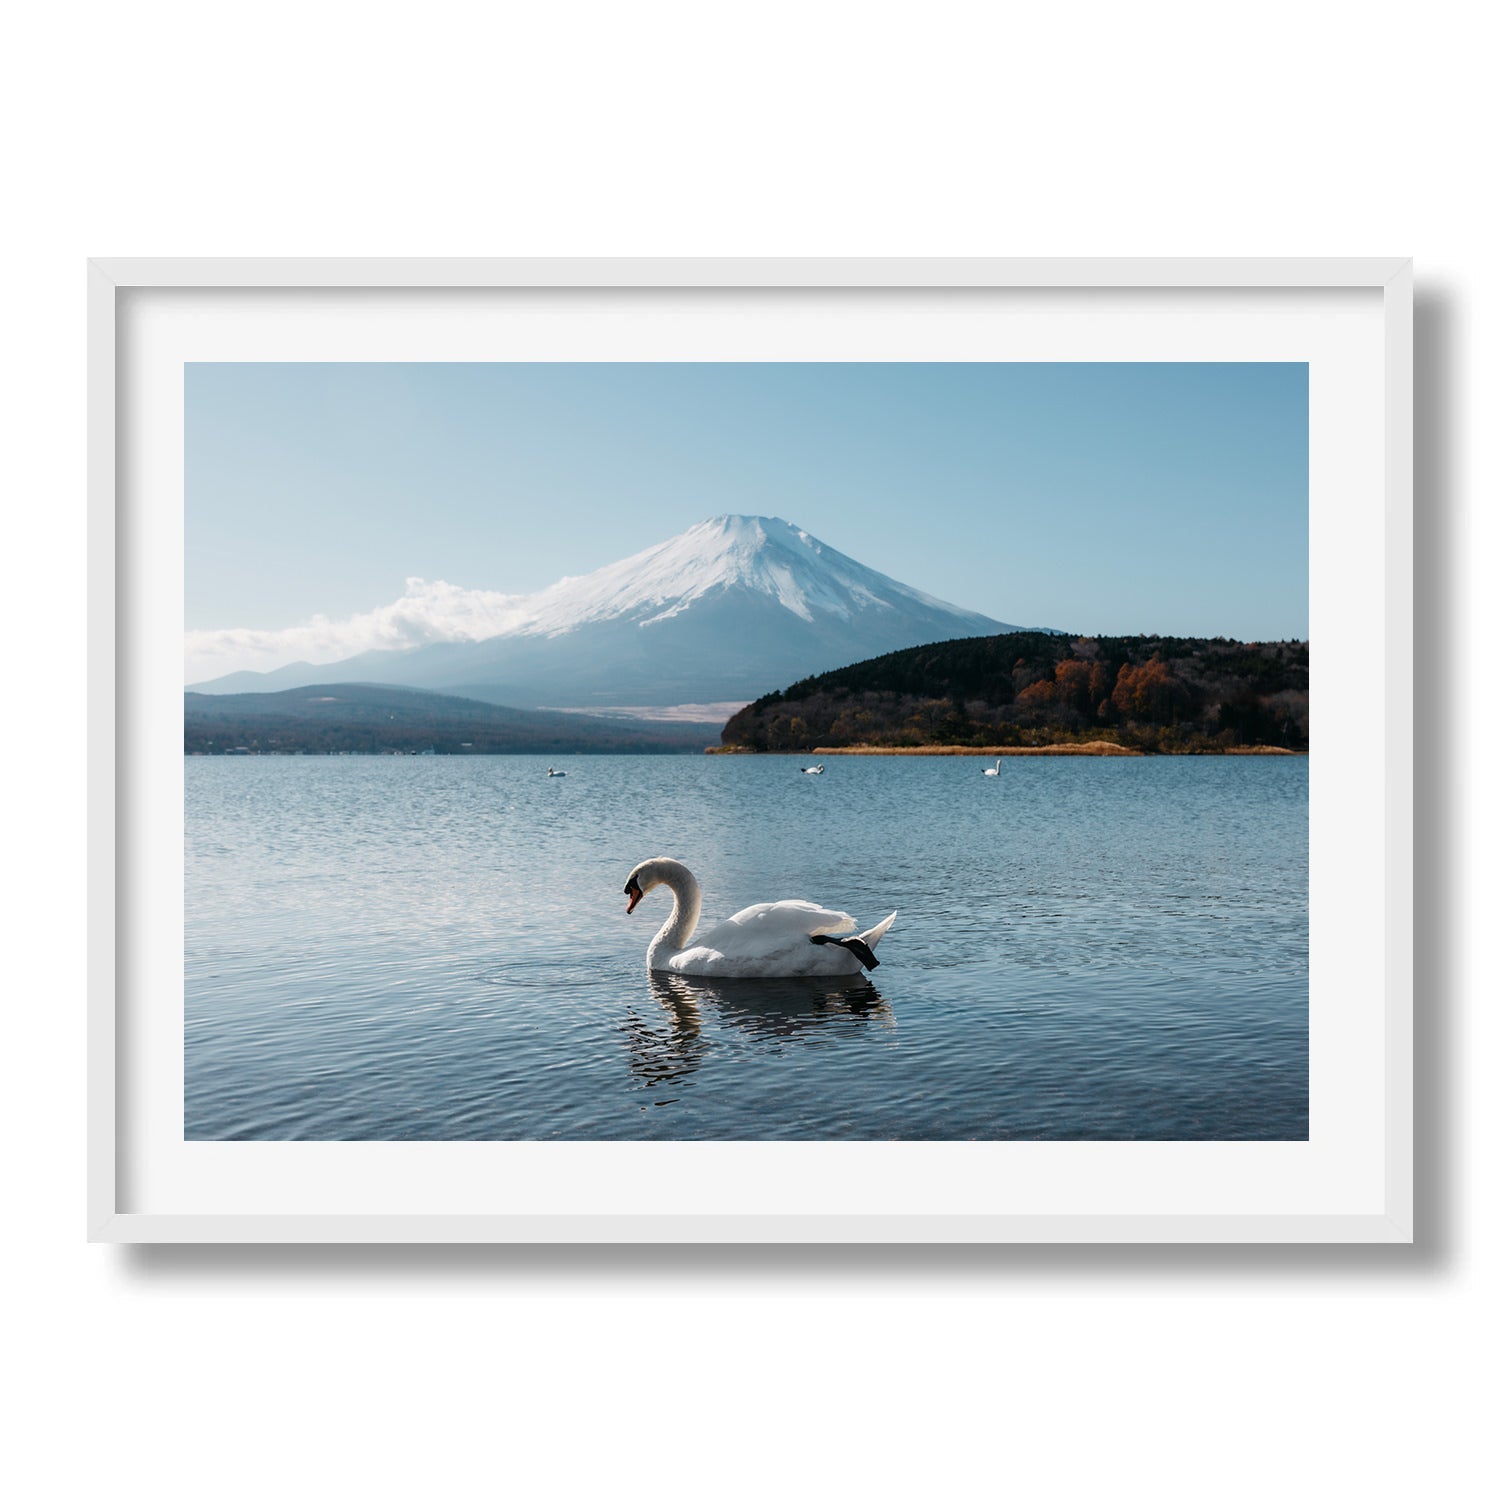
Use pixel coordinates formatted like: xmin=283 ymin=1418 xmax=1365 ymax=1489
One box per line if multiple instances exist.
xmin=1112 ymin=655 xmax=1194 ymax=724
xmin=1053 ymin=658 xmax=1094 ymax=715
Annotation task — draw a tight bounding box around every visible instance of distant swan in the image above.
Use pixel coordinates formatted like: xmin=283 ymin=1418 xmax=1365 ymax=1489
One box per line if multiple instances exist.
xmin=982 ymin=758 xmax=1002 ymax=776
xmin=546 ymin=767 xmax=566 ymax=777
xmin=623 ymin=857 xmax=896 ymax=978
xmin=801 ymin=764 xmax=825 ymax=774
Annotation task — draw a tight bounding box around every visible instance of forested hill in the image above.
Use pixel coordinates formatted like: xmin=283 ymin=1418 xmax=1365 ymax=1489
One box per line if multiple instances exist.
xmin=185 ymin=684 xmax=712 ymax=755
xmin=720 ymin=633 xmax=1309 ymax=754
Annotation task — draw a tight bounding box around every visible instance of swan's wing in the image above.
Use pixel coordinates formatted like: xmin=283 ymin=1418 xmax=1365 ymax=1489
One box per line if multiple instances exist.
xmin=693 ymin=899 xmax=856 ymax=960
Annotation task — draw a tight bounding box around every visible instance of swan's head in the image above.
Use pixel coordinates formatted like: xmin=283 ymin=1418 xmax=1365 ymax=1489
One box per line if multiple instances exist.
xmin=623 ymin=857 xmax=692 ymax=914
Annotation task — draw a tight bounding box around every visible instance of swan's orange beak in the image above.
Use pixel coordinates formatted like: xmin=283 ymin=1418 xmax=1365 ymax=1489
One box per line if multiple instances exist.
xmin=625 ymin=879 xmax=643 ymax=914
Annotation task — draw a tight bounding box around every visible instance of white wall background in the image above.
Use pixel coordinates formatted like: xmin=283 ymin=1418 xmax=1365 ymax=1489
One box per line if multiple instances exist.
xmin=4 ymin=4 xmax=1489 ymax=1495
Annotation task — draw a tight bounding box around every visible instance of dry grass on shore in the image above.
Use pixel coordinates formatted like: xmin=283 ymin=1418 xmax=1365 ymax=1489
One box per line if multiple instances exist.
xmin=708 ymin=741 xmax=1303 ymax=757
xmin=812 ymin=741 xmax=1143 ymax=757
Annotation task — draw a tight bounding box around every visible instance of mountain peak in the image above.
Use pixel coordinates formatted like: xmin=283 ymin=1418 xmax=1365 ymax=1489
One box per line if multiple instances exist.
xmin=524 ymin=514 xmax=934 ymax=633
xmin=189 ymin=515 xmax=1027 ymax=708
xmin=687 ymin=514 xmax=803 ymax=552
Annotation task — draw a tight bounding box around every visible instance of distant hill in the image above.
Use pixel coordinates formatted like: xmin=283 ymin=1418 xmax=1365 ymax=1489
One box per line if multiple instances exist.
xmin=190 ymin=515 xmax=1037 ymax=709
xmin=185 ymin=684 xmax=713 ymax=755
xmin=720 ymin=633 xmax=1309 ymax=754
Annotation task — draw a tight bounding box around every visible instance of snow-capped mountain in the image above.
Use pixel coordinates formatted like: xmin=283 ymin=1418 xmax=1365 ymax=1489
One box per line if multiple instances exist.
xmin=191 ymin=516 xmax=1029 ymax=714
xmin=513 ymin=515 xmax=979 ymax=634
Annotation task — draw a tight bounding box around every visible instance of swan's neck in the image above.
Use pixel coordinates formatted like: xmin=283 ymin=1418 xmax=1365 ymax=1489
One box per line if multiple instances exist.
xmin=647 ymin=865 xmax=703 ymax=967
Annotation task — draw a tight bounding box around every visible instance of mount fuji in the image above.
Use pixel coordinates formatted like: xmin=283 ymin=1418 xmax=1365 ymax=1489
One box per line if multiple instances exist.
xmin=190 ymin=516 xmax=1031 ymax=715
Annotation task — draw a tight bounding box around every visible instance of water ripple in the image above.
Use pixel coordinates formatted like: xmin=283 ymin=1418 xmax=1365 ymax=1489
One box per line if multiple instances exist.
xmin=186 ymin=754 xmax=1307 ymax=1140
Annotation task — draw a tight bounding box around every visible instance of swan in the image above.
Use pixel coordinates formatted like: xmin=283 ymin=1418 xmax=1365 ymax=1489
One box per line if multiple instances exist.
xmin=547 ymin=767 xmax=566 ymax=777
xmin=982 ymin=758 xmax=1002 ymax=776
xmin=623 ymin=857 xmax=896 ymax=978
xmin=801 ymin=764 xmax=825 ymax=775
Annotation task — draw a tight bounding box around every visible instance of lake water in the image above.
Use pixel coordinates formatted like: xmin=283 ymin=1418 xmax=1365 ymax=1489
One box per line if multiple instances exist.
xmin=185 ymin=753 xmax=1308 ymax=1141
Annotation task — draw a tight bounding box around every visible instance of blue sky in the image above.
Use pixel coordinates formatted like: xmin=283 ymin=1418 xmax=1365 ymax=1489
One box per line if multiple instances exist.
xmin=186 ymin=361 xmax=1307 ymax=662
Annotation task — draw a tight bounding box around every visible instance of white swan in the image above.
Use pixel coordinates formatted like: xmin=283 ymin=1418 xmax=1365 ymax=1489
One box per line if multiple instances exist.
xmin=982 ymin=758 xmax=1002 ymax=776
xmin=623 ymin=857 xmax=896 ymax=978
xmin=802 ymin=764 xmax=825 ymax=775
xmin=547 ymin=767 xmax=566 ymax=777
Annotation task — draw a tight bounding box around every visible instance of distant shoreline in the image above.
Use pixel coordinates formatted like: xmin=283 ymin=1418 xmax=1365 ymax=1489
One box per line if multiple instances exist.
xmin=707 ymin=742 xmax=1302 ymax=757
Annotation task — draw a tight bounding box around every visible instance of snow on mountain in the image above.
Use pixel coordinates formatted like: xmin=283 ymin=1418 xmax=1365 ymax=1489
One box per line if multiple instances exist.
xmin=513 ymin=515 xmax=997 ymax=636
xmin=190 ymin=516 xmax=1028 ymax=713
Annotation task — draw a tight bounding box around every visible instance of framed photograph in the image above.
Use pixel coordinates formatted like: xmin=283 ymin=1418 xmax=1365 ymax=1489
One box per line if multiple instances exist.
xmin=89 ymin=258 xmax=1412 ymax=1243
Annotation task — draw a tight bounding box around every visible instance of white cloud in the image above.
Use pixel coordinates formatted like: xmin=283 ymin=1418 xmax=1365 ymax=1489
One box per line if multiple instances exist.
xmin=185 ymin=578 xmax=533 ymax=682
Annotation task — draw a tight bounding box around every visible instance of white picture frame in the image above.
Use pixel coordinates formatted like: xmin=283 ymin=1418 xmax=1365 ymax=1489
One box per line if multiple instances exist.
xmin=89 ymin=257 xmax=1413 ymax=1244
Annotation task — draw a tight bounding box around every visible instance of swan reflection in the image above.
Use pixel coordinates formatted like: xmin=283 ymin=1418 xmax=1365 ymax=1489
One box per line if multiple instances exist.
xmin=619 ymin=979 xmax=706 ymax=1090
xmin=622 ymin=971 xmax=894 ymax=1091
